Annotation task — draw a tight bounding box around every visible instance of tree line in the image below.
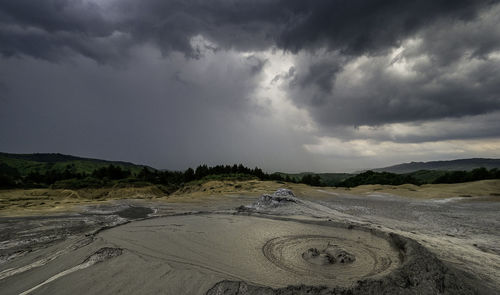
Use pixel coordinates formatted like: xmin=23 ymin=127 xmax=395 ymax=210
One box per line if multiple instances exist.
xmin=0 ymin=163 xmax=289 ymax=189
xmin=336 ymin=168 xmax=500 ymax=187
xmin=431 ymin=167 xmax=500 ymax=184
xmin=1 ymin=162 xmax=499 ymax=190
xmin=336 ymin=170 xmax=419 ymax=187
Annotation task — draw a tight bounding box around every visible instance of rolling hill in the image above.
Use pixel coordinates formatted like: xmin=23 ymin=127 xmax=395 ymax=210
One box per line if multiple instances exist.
xmin=0 ymin=152 xmax=151 ymax=176
xmin=373 ymin=158 xmax=500 ymax=174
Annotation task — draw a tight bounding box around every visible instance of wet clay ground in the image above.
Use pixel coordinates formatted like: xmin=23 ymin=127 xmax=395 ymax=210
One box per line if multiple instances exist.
xmin=0 ymin=191 xmax=498 ymax=294
xmin=310 ymin=192 xmax=500 ymax=289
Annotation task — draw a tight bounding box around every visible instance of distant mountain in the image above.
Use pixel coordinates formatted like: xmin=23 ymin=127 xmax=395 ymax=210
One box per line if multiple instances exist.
xmin=374 ymin=158 xmax=500 ymax=174
xmin=0 ymin=152 xmax=151 ymax=175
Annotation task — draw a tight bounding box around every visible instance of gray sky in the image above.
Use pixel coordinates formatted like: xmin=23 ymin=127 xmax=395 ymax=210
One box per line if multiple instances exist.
xmin=1 ymin=0 xmax=500 ymax=172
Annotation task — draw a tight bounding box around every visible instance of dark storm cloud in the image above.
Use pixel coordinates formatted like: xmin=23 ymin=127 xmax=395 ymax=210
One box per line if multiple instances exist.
xmin=0 ymin=79 xmax=8 ymax=102
xmin=3 ymin=0 xmax=497 ymax=128
xmin=0 ymin=0 xmax=122 ymax=61
xmin=329 ymin=111 xmax=500 ymax=144
xmin=293 ymin=62 xmax=343 ymax=95
xmin=0 ymin=49 xmax=290 ymax=170
xmin=281 ymin=2 xmax=500 ymax=137
xmin=245 ymin=55 xmax=267 ymax=75
xmin=277 ymin=0 xmax=495 ymax=55
xmin=0 ymin=1 xmax=110 ymax=34
xmin=2 ymin=0 xmax=500 ymax=171
xmin=1 ymin=0 xmax=497 ymax=61
xmin=286 ymin=48 xmax=500 ymax=127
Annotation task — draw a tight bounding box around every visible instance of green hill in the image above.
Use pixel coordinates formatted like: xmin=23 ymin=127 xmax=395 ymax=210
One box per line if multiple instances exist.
xmin=374 ymin=158 xmax=500 ymax=174
xmin=0 ymin=152 xmax=150 ymax=176
xmin=0 ymin=153 xmax=292 ymax=190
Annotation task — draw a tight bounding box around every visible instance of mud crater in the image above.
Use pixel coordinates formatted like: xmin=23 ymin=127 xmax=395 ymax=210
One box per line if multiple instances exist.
xmin=302 ymin=243 xmax=356 ymax=265
xmin=262 ymin=234 xmax=397 ymax=281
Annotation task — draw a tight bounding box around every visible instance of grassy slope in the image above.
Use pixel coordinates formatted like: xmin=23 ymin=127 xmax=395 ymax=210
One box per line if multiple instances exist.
xmin=2 ymin=179 xmax=498 ymax=216
xmin=0 ymin=152 xmax=149 ymax=175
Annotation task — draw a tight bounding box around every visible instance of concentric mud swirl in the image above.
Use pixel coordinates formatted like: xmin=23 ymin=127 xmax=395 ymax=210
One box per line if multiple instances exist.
xmin=262 ymin=235 xmax=398 ymax=282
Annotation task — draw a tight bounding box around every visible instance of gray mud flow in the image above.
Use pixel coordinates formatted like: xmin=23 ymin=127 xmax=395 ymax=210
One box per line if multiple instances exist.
xmin=0 ymin=203 xmax=153 ymax=265
xmin=209 ymin=189 xmax=490 ymax=294
xmin=0 ymin=189 xmax=497 ymax=294
xmin=18 ymin=247 xmax=122 ymax=295
xmin=0 ymin=214 xmax=403 ymax=294
xmin=207 ymin=234 xmax=476 ymax=295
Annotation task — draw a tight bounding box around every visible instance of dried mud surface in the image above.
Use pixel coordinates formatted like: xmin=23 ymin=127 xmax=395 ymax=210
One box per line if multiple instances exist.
xmin=207 ymin=233 xmax=474 ymax=295
xmin=0 ymin=189 xmax=498 ymax=294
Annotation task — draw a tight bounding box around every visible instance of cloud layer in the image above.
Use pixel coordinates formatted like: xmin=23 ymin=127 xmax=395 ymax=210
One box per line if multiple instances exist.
xmin=1 ymin=0 xmax=497 ymax=59
xmin=1 ymin=0 xmax=500 ymax=171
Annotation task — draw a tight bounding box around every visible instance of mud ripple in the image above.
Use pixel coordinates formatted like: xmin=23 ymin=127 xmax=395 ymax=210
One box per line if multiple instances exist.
xmin=209 ymin=234 xmax=478 ymax=295
xmin=263 ymin=235 xmax=395 ymax=281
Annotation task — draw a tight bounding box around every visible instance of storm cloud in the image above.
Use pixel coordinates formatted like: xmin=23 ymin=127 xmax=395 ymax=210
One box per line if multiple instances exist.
xmin=1 ymin=0 xmax=500 ymax=171
xmin=1 ymin=0 xmax=496 ymax=60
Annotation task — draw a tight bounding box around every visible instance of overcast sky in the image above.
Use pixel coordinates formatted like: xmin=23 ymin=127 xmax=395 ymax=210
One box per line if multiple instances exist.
xmin=1 ymin=0 xmax=500 ymax=172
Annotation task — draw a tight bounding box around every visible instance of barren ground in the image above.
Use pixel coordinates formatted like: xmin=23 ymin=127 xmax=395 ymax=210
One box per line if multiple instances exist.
xmin=0 ymin=180 xmax=499 ymax=294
